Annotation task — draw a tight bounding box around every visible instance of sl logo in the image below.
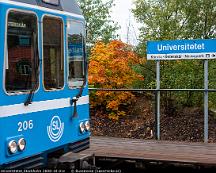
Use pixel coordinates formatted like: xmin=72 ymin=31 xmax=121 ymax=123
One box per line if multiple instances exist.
xmin=47 ymin=116 xmax=64 ymax=142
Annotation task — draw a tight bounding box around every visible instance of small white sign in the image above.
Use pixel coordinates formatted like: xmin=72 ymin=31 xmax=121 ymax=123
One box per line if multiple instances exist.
xmin=147 ymin=52 xmax=216 ymax=60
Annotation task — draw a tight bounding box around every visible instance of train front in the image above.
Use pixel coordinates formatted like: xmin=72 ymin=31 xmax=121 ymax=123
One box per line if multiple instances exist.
xmin=0 ymin=0 xmax=90 ymax=169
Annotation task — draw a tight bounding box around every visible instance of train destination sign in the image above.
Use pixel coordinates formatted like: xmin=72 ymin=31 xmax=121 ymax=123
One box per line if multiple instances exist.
xmin=147 ymin=39 xmax=216 ymax=60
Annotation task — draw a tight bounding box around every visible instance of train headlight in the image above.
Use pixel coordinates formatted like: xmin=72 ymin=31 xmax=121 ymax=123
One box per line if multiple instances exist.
xmin=79 ymin=122 xmax=85 ymax=133
xmin=8 ymin=140 xmax=18 ymax=154
xmin=85 ymin=121 xmax=90 ymax=131
xmin=18 ymin=138 xmax=26 ymax=151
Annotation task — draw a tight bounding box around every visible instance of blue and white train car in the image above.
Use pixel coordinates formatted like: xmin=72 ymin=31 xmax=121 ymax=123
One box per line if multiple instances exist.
xmin=0 ymin=0 xmax=90 ymax=169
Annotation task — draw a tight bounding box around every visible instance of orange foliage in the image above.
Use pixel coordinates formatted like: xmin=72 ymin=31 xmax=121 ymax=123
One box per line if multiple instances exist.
xmin=88 ymin=40 xmax=144 ymax=120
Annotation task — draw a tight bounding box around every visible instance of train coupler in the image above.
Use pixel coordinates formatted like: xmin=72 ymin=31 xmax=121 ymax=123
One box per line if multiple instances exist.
xmin=58 ymin=151 xmax=96 ymax=169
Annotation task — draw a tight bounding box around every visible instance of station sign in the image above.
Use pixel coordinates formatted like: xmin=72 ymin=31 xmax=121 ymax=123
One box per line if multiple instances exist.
xmin=147 ymin=39 xmax=216 ymax=60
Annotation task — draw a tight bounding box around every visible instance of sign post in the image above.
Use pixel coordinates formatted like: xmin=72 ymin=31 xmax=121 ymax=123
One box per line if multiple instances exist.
xmin=156 ymin=60 xmax=160 ymax=140
xmin=147 ymin=39 xmax=216 ymax=143
xmin=204 ymin=60 xmax=208 ymax=143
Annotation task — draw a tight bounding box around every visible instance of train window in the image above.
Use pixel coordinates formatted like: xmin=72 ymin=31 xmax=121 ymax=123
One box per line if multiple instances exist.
xmin=67 ymin=21 xmax=85 ymax=88
xmin=5 ymin=11 xmax=38 ymax=93
xmin=43 ymin=16 xmax=64 ymax=90
xmin=42 ymin=0 xmax=59 ymax=5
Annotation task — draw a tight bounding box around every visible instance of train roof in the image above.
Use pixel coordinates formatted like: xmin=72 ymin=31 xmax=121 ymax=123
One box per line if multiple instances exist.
xmin=10 ymin=0 xmax=82 ymax=15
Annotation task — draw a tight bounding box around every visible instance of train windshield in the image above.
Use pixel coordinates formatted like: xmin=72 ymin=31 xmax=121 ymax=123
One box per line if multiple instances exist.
xmin=67 ymin=21 xmax=85 ymax=88
xmin=5 ymin=11 xmax=38 ymax=93
xmin=43 ymin=16 xmax=64 ymax=90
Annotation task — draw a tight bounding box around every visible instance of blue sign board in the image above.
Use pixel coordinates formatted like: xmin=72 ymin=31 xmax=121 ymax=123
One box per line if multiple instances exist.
xmin=147 ymin=39 xmax=216 ymax=60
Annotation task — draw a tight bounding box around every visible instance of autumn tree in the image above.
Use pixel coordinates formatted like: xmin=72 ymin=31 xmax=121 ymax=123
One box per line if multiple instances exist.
xmin=133 ymin=0 xmax=216 ymax=42
xmin=77 ymin=0 xmax=119 ymax=46
xmin=88 ymin=40 xmax=144 ymax=120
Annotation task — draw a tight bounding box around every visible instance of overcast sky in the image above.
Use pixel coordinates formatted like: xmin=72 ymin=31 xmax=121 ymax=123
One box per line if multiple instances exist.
xmin=110 ymin=0 xmax=140 ymax=45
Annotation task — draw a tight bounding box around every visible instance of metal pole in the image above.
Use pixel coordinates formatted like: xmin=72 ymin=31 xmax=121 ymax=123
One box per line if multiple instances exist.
xmin=204 ymin=60 xmax=209 ymax=143
xmin=156 ymin=60 xmax=160 ymax=140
